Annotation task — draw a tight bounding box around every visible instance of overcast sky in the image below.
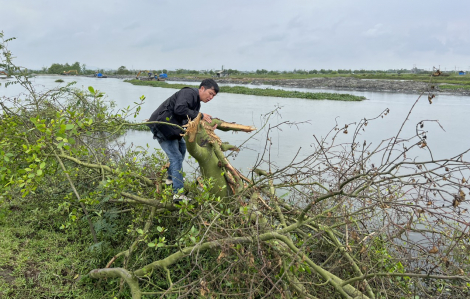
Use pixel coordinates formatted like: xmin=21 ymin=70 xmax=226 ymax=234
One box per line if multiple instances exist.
xmin=2 ymin=0 xmax=469 ymax=72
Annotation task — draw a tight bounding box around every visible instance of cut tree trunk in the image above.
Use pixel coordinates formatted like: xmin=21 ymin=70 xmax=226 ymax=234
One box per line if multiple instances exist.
xmin=183 ymin=115 xmax=255 ymax=199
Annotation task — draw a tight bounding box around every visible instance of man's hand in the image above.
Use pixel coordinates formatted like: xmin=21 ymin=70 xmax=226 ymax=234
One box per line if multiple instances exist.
xmin=202 ymin=113 xmax=212 ymax=123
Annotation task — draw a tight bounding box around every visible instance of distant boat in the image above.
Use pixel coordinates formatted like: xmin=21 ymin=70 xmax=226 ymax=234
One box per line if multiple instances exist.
xmin=94 ymin=72 xmax=108 ymax=78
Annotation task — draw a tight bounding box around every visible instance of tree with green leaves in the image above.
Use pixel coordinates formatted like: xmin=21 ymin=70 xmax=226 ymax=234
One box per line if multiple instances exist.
xmin=46 ymin=61 xmax=82 ymax=74
xmin=117 ymin=66 xmax=132 ymax=75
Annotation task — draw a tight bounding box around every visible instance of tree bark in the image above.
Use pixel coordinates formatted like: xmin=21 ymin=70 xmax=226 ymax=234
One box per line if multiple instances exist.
xmin=183 ymin=117 xmax=255 ymax=199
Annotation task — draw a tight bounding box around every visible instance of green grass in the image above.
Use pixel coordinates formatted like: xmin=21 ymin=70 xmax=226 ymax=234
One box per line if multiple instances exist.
xmin=220 ymin=85 xmax=365 ymax=101
xmin=352 ymin=73 xmax=470 ymax=85
xmin=125 ymin=80 xmax=366 ymax=101
xmin=439 ymin=84 xmax=470 ymax=90
xmin=0 ymin=197 xmax=114 ymax=298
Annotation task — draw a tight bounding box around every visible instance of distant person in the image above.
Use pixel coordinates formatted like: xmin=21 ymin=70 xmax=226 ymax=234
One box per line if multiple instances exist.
xmin=147 ymin=79 xmax=219 ymax=202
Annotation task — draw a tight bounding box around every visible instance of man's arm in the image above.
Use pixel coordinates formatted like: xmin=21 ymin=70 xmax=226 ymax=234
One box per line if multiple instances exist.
xmin=173 ymin=89 xmax=200 ymax=119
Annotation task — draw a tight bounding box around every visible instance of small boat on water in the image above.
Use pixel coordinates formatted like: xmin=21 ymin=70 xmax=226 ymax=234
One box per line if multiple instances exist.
xmin=94 ymin=72 xmax=108 ymax=78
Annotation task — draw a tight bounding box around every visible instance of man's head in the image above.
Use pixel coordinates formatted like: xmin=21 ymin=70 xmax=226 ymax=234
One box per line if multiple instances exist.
xmin=199 ymin=79 xmax=219 ymax=103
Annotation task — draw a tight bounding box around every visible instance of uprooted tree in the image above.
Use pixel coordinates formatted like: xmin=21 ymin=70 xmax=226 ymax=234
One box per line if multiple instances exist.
xmin=1 ymin=33 xmax=470 ymax=298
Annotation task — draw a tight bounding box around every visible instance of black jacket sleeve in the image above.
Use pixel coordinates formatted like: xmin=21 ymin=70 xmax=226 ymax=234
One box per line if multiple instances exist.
xmin=173 ymin=88 xmax=200 ymax=120
xmin=147 ymin=87 xmax=201 ymax=140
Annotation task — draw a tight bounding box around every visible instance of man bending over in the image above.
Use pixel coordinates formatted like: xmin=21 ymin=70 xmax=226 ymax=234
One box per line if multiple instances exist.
xmin=147 ymin=79 xmax=219 ymax=202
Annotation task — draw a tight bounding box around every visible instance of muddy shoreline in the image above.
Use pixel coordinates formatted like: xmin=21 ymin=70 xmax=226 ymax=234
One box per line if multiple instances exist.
xmin=47 ymin=74 xmax=470 ymax=96
xmin=166 ymin=76 xmax=470 ymax=96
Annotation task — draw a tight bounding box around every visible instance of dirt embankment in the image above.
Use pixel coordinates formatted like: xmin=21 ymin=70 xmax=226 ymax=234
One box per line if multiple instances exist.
xmin=58 ymin=74 xmax=468 ymax=96
xmin=168 ymin=76 xmax=470 ymax=96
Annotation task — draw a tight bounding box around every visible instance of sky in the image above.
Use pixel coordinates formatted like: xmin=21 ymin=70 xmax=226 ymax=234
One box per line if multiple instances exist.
xmin=1 ymin=0 xmax=470 ymax=72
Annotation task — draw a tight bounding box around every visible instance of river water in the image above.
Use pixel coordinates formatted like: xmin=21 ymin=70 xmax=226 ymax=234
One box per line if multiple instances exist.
xmin=2 ymin=75 xmax=470 ymax=174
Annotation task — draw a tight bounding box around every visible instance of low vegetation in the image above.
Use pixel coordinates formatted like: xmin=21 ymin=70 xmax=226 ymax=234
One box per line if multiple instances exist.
xmin=125 ymin=79 xmax=366 ymax=101
xmin=0 ymin=198 xmax=103 ymax=297
xmin=439 ymin=84 xmax=470 ymax=90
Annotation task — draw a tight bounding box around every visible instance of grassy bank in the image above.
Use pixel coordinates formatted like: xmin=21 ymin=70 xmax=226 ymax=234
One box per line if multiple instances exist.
xmin=352 ymin=73 xmax=470 ymax=88
xmin=124 ymin=79 xmax=366 ymax=101
xmin=439 ymin=84 xmax=470 ymax=90
xmin=0 ymin=197 xmax=106 ymax=298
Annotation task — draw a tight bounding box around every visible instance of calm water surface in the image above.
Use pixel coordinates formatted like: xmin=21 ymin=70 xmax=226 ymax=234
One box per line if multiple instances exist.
xmin=2 ymin=75 xmax=469 ymax=174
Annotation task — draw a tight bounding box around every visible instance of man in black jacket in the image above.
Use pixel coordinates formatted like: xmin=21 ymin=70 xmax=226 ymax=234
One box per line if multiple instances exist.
xmin=147 ymin=79 xmax=219 ymax=201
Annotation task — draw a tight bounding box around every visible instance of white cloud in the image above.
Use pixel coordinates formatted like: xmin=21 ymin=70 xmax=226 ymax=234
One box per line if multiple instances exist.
xmin=363 ymin=24 xmax=386 ymax=37
xmin=1 ymin=0 xmax=470 ymax=71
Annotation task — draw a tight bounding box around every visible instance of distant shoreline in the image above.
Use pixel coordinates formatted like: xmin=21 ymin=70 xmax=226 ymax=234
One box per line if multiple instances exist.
xmin=34 ymin=74 xmax=470 ymax=96
xmin=165 ymin=76 xmax=470 ymax=96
